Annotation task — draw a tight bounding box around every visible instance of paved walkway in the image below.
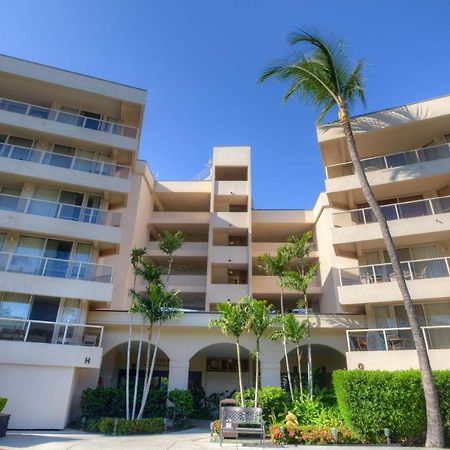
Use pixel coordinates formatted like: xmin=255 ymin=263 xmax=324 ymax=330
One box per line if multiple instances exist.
xmin=0 ymin=427 xmax=418 ymax=450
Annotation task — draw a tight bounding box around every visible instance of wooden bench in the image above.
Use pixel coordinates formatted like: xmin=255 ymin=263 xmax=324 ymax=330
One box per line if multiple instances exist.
xmin=220 ymin=406 xmax=264 ymax=446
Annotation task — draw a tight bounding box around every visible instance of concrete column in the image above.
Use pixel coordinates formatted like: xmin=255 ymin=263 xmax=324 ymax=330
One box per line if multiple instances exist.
xmin=168 ymin=360 xmax=189 ymax=391
xmin=260 ymin=361 xmax=281 ymax=387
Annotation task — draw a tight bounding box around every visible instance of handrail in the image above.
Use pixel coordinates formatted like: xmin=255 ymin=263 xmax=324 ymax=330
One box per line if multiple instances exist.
xmin=333 ymin=194 xmax=450 ymax=227
xmin=346 ymin=325 xmax=450 ymax=352
xmin=0 ymin=193 xmax=121 ymax=227
xmin=0 ymin=143 xmax=131 ymax=179
xmin=0 ymin=317 xmax=103 ymax=347
xmin=339 ymin=256 xmax=450 ymax=286
xmin=0 ymin=96 xmax=139 ymax=138
xmin=325 ymin=142 xmax=450 ymax=179
xmin=0 ymin=251 xmax=113 ymax=283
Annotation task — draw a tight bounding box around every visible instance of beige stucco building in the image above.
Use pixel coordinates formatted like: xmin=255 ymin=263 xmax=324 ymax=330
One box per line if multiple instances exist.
xmin=0 ymin=56 xmax=449 ymax=429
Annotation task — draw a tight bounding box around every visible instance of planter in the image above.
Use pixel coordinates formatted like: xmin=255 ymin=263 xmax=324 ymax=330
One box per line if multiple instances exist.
xmin=0 ymin=414 xmax=10 ymax=438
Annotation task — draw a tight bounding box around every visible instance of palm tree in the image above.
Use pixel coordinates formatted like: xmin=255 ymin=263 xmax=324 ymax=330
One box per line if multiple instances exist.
xmin=209 ymin=301 xmax=249 ymax=406
xmin=271 ymin=313 xmax=308 ymax=397
xmin=259 ymin=29 xmax=444 ymax=447
xmin=158 ymin=230 xmax=184 ymax=285
xmin=243 ymin=296 xmax=274 ymax=407
xmin=258 ymin=249 xmax=294 ymax=402
xmin=284 ymin=231 xmax=319 ymax=398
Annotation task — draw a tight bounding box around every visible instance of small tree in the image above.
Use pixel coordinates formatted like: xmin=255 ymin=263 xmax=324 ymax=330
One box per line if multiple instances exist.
xmin=158 ymin=230 xmax=184 ymax=284
xmin=258 ymin=249 xmax=294 ymax=402
xmin=209 ymin=301 xmax=249 ymax=406
xmin=271 ymin=313 xmax=308 ymax=397
xmin=243 ymin=297 xmax=274 ymax=407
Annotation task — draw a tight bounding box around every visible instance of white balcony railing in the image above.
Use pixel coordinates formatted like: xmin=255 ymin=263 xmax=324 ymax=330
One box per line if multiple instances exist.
xmin=346 ymin=325 xmax=450 ymax=351
xmin=0 ymin=252 xmax=113 ymax=283
xmin=0 ymin=317 xmax=103 ymax=346
xmin=0 ymin=143 xmax=131 ymax=179
xmin=333 ymin=195 xmax=450 ymax=227
xmin=0 ymin=193 xmax=121 ymax=227
xmin=326 ymin=143 xmax=450 ymax=179
xmin=0 ymin=97 xmax=139 ymax=138
xmin=340 ymin=257 xmax=450 ymax=286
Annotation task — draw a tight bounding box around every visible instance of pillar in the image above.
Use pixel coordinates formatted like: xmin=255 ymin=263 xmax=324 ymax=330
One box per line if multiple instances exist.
xmin=168 ymin=360 xmax=189 ymax=392
xmin=260 ymin=360 xmax=281 ymax=387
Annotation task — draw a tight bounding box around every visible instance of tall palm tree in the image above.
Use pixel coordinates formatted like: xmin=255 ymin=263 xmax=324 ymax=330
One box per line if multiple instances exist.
xmin=271 ymin=313 xmax=308 ymax=397
xmin=259 ymin=29 xmax=443 ymax=447
xmin=258 ymin=249 xmax=294 ymax=401
xmin=284 ymin=231 xmax=319 ymax=398
xmin=243 ymin=296 xmax=274 ymax=407
xmin=209 ymin=301 xmax=249 ymax=406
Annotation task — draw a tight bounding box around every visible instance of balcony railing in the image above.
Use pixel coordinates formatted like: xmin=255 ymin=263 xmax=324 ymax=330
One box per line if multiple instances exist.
xmin=0 ymin=194 xmax=121 ymax=227
xmin=0 ymin=144 xmax=131 ymax=179
xmin=0 ymin=317 xmax=103 ymax=346
xmin=0 ymin=252 xmax=113 ymax=283
xmin=346 ymin=325 xmax=450 ymax=351
xmin=326 ymin=143 xmax=450 ymax=179
xmin=0 ymin=97 xmax=138 ymax=138
xmin=333 ymin=195 xmax=450 ymax=227
xmin=340 ymin=257 xmax=450 ymax=286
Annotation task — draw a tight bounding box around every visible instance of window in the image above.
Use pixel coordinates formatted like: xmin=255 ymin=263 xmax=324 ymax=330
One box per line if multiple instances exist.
xmin=0 ymin=292 xmax=31 ymax=319
xmin=58 ymin=299 xmax=80 ymax=323
xmin=206 ymin=357 xmax=249 ymax=372
xmin=0 ymin=232 xmax=5 ymax=250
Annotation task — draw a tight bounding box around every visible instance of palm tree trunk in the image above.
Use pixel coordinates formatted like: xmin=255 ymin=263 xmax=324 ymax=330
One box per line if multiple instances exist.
xmin=137 ymin=323 xmax=162 ymax=419
xmin=339 ymin=104 xmax=444 ymax=448
xmin=143 ymin=326 xmax=153 ymax=388
xmin=236 ymin=338 xmax=245 ymax=407
xmin=254 ymin=338 xmax=260 ymax=407
xmin=304 ymin=291 xmax=313 ymax=399
xmin=280 ymin=284 xmax=294 ymax=402
xmin=125 ymin=313 xmax=132 ymax=420
xmin=296 ymin=347 xmax=303 ymax=397
xmin=131 ymin=321 xmax=145 ymax=419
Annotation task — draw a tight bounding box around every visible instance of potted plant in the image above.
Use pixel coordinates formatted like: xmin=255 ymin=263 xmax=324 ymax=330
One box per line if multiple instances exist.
xmin=0 ymin=397 xmax=10 ymax=438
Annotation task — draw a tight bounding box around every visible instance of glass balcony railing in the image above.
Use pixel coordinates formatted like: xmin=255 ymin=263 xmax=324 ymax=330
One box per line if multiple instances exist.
xmin=0 ymin=252 xmax=113 ymax=283
xmin=0 ymin=317 xmax=103 ymax=346
xmin=0 ymin=143 xmax=131 ymax=179
xmin=0 ymin=193 xmax=121 ymax=227
xmin=346 ymin=325 xmax=450 ymax=351
xmin=339 ymin=257 xmax=450 ymax=286
xmin=333 ymin=195 xmax=450 ymax=227
xmin=0 ymin=97 xmax=138 ymax=138
xmin=326 ymin=143 xmax=450 ymax=179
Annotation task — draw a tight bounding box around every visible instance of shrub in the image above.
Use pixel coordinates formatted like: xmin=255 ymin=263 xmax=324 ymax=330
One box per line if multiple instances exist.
xmin=290 ymin=396 xmax=344 ymax=428
xmin=168 ymin=389 xmax=194 ymax=419
xmin=333 ymin=369 xmax=450 ymax=444
xmin=86 ymin=417 xmax=100 ymax=433
xmin=98 ymin=417 xmax=165 ymax=435
xmin=0 ymin=398 xmax=7 ymax=413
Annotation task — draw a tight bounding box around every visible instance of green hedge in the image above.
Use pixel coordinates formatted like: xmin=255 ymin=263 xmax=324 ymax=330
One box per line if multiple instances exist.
xmin=98 ymin=417 xmax=165 ymax=435
xmin=0 ymin=398 xmax=7 ymax=414
xmin=333 ymin=369 xmax=450 ymax=444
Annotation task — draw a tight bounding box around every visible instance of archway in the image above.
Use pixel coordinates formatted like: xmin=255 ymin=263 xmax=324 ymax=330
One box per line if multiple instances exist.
xmin=280 ymin=344 xmax=346 ymax=390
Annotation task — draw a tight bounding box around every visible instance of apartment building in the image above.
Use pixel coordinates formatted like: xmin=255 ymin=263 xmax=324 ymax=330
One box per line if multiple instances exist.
xmin=0 ymin=55 xmax=449 ymax=430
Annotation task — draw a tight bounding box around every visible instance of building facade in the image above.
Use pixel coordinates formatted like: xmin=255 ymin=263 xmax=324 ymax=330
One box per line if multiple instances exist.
xmin=0 ymin=56 xmax=449 ymax=429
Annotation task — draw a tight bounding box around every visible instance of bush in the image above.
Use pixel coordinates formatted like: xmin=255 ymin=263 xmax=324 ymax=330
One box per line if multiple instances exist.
xmin=333 ymin=369 xmax=450 ymax=444
xmin=86 ymin=417 xmax=101 ymax=433
xmin=290 ymin=396 xmax=344 ymax=428
xmin=0 ymin=398 xmax=7 ymax=414
xmin=168 ymin=389 xmax=194 ymax=419
xmin=98 ymin=417 xmax=165 ymax=435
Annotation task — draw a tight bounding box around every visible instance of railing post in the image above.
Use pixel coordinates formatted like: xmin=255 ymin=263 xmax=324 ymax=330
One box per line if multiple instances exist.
xmin=383 ymin=329 xmax=388 ymax=351
xmin=445 ymin=257 xmax=450 ymax=277
xmin=422 ymin=327 xmax=430 ymax=351
xmin=394 ymin=203 xmax=400 ymax=220
xmin=99 ymin=326 xmax=104 ymax=347
xmin=23 ymin=321 xmax=31 ymax=342
xmin=62 ymin=324 xmax=68 ymax=345
xmin=372 ymin=266 xmax=377 ymax=283
xmin=345 ymin=330 xmax=351 ymax=352
xmin=428 ymin=198 xmax=436 ymax=216
xmin=41 ymin=257 xmax=48 ymax=276
xmin=339 ymin=269 xmax=343 ymax=286
xmin=408 ymin=261 xmax=413 ymax=280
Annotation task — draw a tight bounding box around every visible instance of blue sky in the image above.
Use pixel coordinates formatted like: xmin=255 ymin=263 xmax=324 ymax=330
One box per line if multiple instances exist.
xmin=2 ymin=1 xmax=450 ymax=208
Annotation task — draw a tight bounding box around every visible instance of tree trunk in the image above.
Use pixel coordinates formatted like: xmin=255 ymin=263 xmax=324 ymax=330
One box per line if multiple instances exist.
xmin=132 ymin=321 xmax=145 ymax=419
xmin=137 ymin=323 xmax=162 ymax=419
xmin=296 ymin=347 xmax=303 ymax=397
xmin=236 ymin=339 xmax=245 ymax=407
xmin=304 ymin=291 xmax=313 ymax=399
xmin=339 ymin=105 xmax=444 ymax=448
xmin=254 ymin=338 xmax=260 ymax=407
xmin=143 ymin=326 xmax=153 ymax=388
xmin=280 ymin=284 xmax=294 ymax=402
xmin=125 ymin=313 xmax=133 ymax=420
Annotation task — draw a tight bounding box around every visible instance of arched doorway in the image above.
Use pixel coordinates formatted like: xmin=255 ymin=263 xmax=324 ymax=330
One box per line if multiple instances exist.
xmin=280 ymin=344 xmax=346 ymax=390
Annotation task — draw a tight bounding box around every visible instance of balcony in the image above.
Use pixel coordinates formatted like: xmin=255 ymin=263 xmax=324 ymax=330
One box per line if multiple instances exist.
xmin=210 ymin=246 xmax=248 ymax=264
xmin=0 ymin=252 xmax=113 ymax=301
xmin=150 ymin=211 xmax=210 ymax=225
xmin=338 ymin=257 xmax=450 ymax=305
xmin=332 ymin=196 xmax=450 ymax=248
xmin=252 ymin=242 xmax=318 ymax=258
xmin=147 ymin=241 xmax=208 ymax=258
xmin=0 ymin=97 xmax=138 ymax=138
xmin=0 ymin=144 xmax=131 ymax=193
xmin=214 ymin=181 xmax=248 ymax=197
xmin=345 ymin=326 xmax=450 ymax=370
xmin=207 ymin=284 xmax=249 ymax=303
xmin=325 ymin=143 xmax=450 ymax=193
xmin=252 ymin=275 xmax=322 ymax=295
xmin=0 ymin=317 xmax=103 ymax=347
xmin=211 ymin=212 xmax=248 ymax=228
